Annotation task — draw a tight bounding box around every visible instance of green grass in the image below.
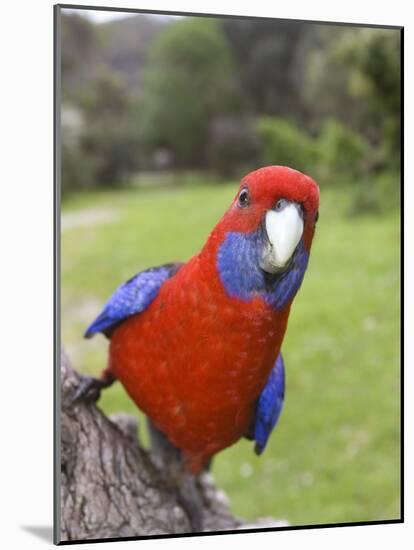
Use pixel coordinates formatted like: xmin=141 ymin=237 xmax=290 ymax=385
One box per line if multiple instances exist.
xmin=61 ymin=179 xmax=400 ymax=526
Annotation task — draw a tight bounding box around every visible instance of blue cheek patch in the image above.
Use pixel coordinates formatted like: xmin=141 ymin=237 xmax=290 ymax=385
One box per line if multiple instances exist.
xmin=217 ymin=230 xmax=309 ymax=310
xmin=265 ymin=240 xmax=309 ymax=309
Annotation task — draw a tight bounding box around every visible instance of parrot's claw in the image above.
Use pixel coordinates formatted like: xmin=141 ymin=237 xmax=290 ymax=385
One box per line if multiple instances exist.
xmin=177 ymin=490 xmax=203 ymax=533
xmin=70 ymin=374 xmax=114 ymax=404
xmin=146 ymin=418 xmax=204 ymax=532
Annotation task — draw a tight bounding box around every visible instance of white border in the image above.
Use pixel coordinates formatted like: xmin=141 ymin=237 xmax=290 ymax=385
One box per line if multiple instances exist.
xmin=1 ymin=1 xmax=410 ymax=548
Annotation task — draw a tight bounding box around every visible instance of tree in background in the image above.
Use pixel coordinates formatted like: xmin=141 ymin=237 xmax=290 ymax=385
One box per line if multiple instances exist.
xmin=78 ymin=70 xmax=142 ymax=187
xmin=303 ymin=27 xmax=401 ymax=167
xmin=221 ymin=19 xmax=313 ymax=121
xmin=61 ymin=14 xmax=144 ymax=193
xmin=61 ymin=13 xmax=99 ymax=100
xmin=301 ymin=26 xmax=366 ymax=133
xmin=61 ymin=71 xmax=142 ymax=193
xmin=340 ymin=29 xmax=401 ymax=168
xmin=140 ymin=18 xmax=244 ymax=168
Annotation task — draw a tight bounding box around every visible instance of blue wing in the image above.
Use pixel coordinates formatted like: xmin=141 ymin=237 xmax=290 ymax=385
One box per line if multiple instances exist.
xmin=253 ymin=352 xmax=285 ymax=455
xmin=84 ymin=262 xmax=182 ymax=338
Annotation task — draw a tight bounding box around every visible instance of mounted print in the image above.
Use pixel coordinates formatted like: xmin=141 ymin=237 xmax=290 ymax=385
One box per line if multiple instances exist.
xmin=54 ymin=3 xmax=403 ymax=544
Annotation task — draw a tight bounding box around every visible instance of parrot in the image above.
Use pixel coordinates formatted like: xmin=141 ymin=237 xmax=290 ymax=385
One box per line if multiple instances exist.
xmin=73 ymin=165 xmax=320 ymax=532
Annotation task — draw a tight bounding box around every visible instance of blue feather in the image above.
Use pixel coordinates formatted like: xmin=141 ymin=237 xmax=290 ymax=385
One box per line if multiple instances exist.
xmin=217 ymin=229 xmax=309 ymax=310
xmin=84 ymin=263 xmax=182 ymax=338
xmin=253 ymin=353 xmax=285 ymax=455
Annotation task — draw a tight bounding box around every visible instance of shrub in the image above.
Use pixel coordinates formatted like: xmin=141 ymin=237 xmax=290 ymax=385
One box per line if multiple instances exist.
xmin=316 ymin=119 xmax=371 ymax=183
xmin=80 ymin=115 xmax=141 ymax=188
xmin=61 ymin=104 xmax=96 ymax=195
xmin=256 ymin=116 xmax=374 ymax=187
xmin=256 ymin=117 xmax=319 ymax=174
xmin=207 ymin=117 xmax=261 ymax=177
xmin=348 ymin=172 xmax=401 ymax=216
xmin=61 ymin=143 xmax=95 ymax=196
xmin=79 ymin=72 xmax=142 ymax=188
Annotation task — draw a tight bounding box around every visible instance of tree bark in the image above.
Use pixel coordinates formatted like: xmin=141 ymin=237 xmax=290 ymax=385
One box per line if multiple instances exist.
xmin=59 ymin=349 xmax=287 ymax=542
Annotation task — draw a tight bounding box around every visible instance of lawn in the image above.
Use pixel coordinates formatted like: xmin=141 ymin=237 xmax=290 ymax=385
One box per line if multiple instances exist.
xmin=61 ymin=178 xmax=400 ymax=526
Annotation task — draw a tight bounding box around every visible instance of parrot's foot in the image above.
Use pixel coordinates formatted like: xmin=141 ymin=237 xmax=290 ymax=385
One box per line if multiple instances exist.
xmin=70 ymin=373 xmax=115 ymax=404
xmin=146 ymin=417 xmax=204 ymax=532
xmin=177 ymin=475 xmax=204 ymax=533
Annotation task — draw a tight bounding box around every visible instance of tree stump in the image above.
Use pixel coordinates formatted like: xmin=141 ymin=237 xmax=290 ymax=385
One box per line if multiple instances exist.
xmin=58 ymin=349 xmax=288 ymax=542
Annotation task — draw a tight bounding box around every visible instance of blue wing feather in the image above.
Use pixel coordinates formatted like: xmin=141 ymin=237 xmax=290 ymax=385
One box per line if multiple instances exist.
xmin=253 ymin=352 xmax=285 ymax=455
xmin=84 ymin=263 xmax=182 ymax=338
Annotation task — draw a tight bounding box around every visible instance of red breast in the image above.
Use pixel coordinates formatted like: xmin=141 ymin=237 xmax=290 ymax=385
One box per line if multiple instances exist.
xmin=109 ymin=252 xmax=289 ymax=473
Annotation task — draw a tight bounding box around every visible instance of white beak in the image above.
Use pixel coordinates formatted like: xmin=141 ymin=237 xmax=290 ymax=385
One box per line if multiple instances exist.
xmin=264 ymin=204 xmax=304 ymax=269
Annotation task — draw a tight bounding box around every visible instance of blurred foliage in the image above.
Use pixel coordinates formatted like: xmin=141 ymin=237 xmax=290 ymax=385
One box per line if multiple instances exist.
xmin=79 ymin=71 xmax=142 ymax=187
xmin=61 ymin=104 xmax=94 ymax=194
xmin=62 ymin=71 xmax=142 ymax=190
xmin=257 ymin=117 xmax=319 ymax=174
xmin=62 ymin=142 xmax=95 ymax=195
xmin=348 ymin=172 xmax=401 ymax=216
xmin=206 ymin=116 xmax=261 ymax=177
xmin=303 ymin=27 xmax=401 ymax=170
xmin=258 ymin=117 xmax=370 ymax=181
xmin=140 ymin=18 xmax=244 ymax=168
xmin=316 ymin=119 xmax=371 ymax=181
xmin=339 ymin=29 xmax=401 ymax=166
xmin=95 ymin=14 xmax=167 ymax=90
xmin=61 ymin=13 xmax=98 ymax=99
xmin=221 ymin=19 xmax=313 ymax=120
xmin=60 ymin=10 xmax=401 ymax=214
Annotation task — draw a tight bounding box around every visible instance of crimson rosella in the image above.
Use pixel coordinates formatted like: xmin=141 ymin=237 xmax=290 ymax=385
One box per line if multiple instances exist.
xmin=75 ymin=165 xmax=320 ymax=531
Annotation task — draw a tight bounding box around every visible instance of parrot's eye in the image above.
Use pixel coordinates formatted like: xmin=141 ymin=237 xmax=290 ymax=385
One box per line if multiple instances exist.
xmin=237 ymin=188 xmax=250 ymax=208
